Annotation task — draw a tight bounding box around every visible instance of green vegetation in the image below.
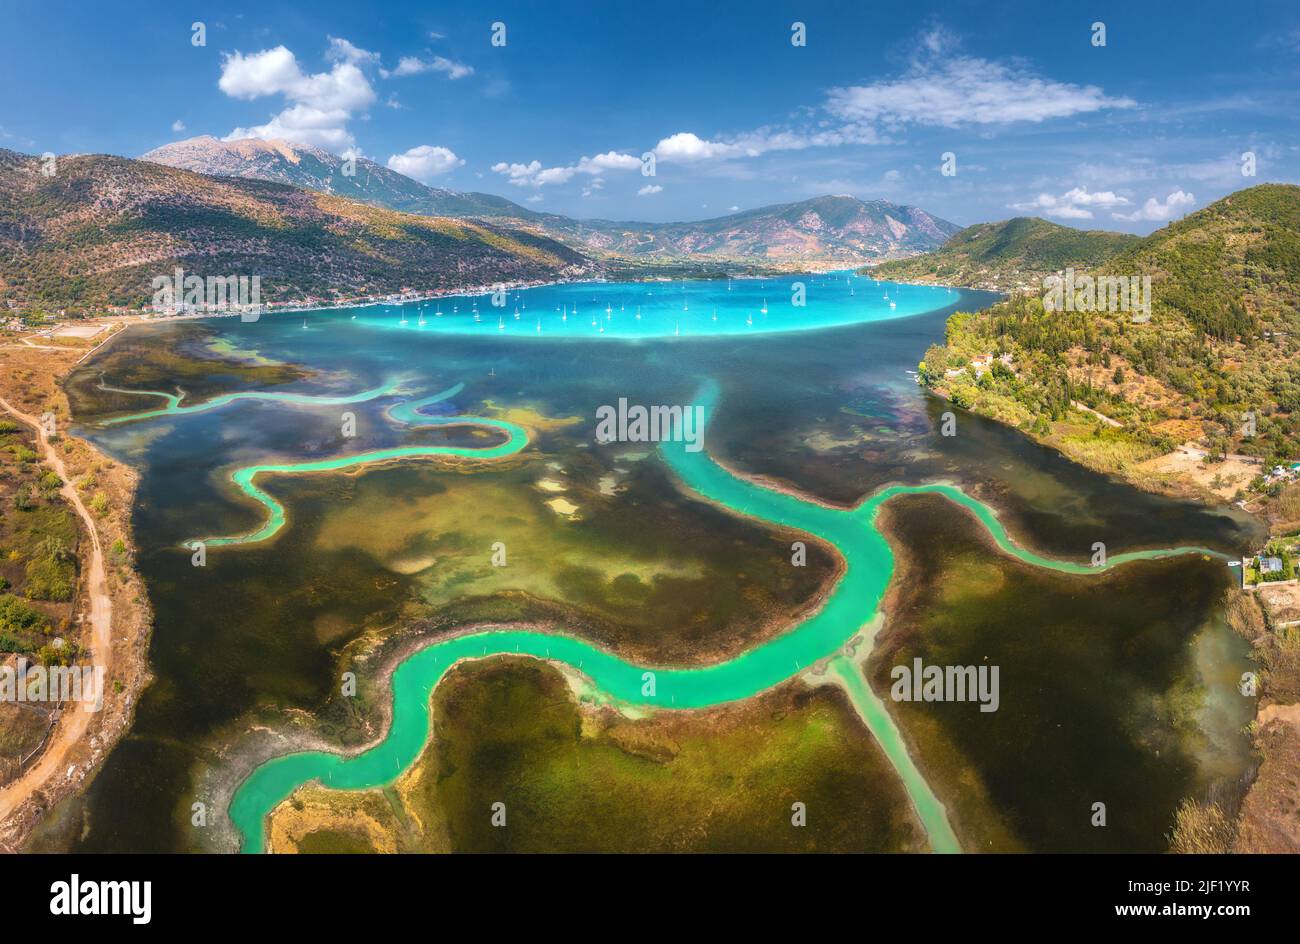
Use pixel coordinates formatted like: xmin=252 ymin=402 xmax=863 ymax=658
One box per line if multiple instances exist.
xmin=0 ymin=422 xmax=78 ymax=653
xmin=920 ymin=186 xmax=1300 ymax=481
xmin=871 ymin=216 xmax=1140 ymax=291
xmin=0 ymin=593 xmax=50 ymax=653
xmin=276 ymin=659 xmax=925 ymax=853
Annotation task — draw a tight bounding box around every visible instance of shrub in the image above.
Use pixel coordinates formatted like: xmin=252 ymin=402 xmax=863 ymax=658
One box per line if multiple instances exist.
xmin=24 ymin=556 xmax=75 ymax=601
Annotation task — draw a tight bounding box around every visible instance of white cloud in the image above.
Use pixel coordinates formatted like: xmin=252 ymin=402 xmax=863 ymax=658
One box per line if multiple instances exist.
xmin=489 ymin=29 xmax=1134 ymax=186
xmin=171 ymin=120 xmax=186 ymax=132
xmin=491 ymin=151 xmax=640 ymax=187
xmin=1010 ymin=187 xmax=1131 ymax=220
xmin=326 ymin=37 xmax=380 ymax=66
xmin=652 ymin=126 xmax=880 ymax=165
xmin=654 ymin=132 xmax=742 ymax=162
xmin=638 ymin=184 xmax=663 ymax=196
xmin=826 ymin=56 xmax=1134 ymax=128
xmin=1112 ymin=190 xmax=1195 ymax=222
xmin=219 ymin=42 xmax=377 ymax=150
xmin=386 ymin=144 xmax=464 ymax=181
xmin=380 ymin=55 xmax=473 ymax=79
xmin=526 ymin=194 xmax=544 ymax=203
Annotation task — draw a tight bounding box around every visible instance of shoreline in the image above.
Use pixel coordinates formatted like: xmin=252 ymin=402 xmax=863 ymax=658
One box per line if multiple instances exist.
xmin=0 ymin=388 xmax=154 ymax=852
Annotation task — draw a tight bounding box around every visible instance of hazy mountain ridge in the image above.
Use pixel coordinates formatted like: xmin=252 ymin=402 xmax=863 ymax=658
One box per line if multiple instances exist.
xmin=144 ymin=137 xmax=958 ymax=262
xmin=143 ymin=136 xmax=524 ymax=218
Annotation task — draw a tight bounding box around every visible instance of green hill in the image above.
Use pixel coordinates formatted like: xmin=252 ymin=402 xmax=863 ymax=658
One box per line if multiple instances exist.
xmin=920 ymin=184 xmax=1300 ymax=513
xmin=871 ymin=217 xmax=1140 ymax=291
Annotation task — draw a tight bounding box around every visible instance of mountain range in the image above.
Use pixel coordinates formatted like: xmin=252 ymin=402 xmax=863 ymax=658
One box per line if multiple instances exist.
xmin=143 ymin=137 xmax=958 ymax=262
xmin=0 ymin=148 xmax=588 ymax=311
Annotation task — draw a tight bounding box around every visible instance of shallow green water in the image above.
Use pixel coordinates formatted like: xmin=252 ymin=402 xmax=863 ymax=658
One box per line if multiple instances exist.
xmin=140 ymin=378 xmax=1223 ymax=853
xmin=194 ymin=383 xmax=526 ymax=547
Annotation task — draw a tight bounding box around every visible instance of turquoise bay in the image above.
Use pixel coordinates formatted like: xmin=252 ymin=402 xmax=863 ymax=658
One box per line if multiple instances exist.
xmin=334 ymin=271 xmax=965 ymax=338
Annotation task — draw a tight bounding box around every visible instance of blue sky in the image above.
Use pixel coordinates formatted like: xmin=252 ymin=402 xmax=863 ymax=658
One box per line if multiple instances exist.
xmin=2 ymin=0 xmax=1298 ymax=231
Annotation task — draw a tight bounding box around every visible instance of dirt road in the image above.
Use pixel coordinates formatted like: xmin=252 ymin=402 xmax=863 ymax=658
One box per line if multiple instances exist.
xmin=0 ymin=396 xmax=113 ymax=826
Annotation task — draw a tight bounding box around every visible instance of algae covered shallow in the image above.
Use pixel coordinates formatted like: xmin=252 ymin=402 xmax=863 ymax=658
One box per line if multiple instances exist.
xmin=47 ymin=276 xmax=1259 ymax=854
xmin=268 ymin=659 xmax=929 ymax=853
xmin=222 ymin=381 xmax=1225 ymax=854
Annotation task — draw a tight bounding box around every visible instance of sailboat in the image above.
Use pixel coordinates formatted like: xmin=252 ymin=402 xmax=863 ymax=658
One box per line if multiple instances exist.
xmin=399 ymin=313 xmax=408 ymax=325
xmin=536 ymin=318 xmax=541 ymax=334
xmin=711 ymin=309 xmax=717 ymax=322
xmin=635 ymin=306 xmax=641 ymax=320
xmin=562 ymin=305 xmax=568 ymax=322
xmin=514 ymin=307 xmax=520 ymax=320
xmin=760 ymin=299 xmax=768 ymax=314
xmin=498 ymin=316 xmax=504 ymax=331
xmin=302 ymin=319 xmax=307 ymax=329
xmin=674 ymin=322 xmax=680 ymax=336
xmin=889 ymin=301 xmax=897 ymax=309
xmin=745 ymin=313 xmax=753 ymax=327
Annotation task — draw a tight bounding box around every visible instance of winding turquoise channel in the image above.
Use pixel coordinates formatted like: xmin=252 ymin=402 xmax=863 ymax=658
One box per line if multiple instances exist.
xmin=97 ymin=379 xmax=403 ymax=426
xmin=196 ymin=383 xmax=526 ymax=548
xmin=100 ymin=379 xmax=1226 ymax=854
